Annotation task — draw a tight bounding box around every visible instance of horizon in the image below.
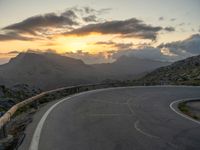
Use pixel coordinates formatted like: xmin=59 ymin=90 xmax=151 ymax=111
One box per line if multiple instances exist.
xmin=1 ymin=50 xmax=175 ymax=66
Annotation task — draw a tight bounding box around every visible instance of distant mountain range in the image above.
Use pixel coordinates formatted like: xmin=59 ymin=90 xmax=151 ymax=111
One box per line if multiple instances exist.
xmin=139 ymin=55 xmax=200 ymax=85
xmin=92 ymin=55 xmax=170 ymax=79
xmin=0 ymin=52 xmax=170 ymax=89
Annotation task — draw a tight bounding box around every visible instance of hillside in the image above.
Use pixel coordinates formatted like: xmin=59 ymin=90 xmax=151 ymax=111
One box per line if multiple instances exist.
xmin=139 ymin=55 xmax=200 ymax=85
xmin=93 ymin=55 xmax=170 ymax=79
xmin=0 ymin=52 xmax=170 ymax=89
xmin=0 ymin=84 xmax=41 ymax=111
xmin=0 ymin=52 xmax=98 ymax=89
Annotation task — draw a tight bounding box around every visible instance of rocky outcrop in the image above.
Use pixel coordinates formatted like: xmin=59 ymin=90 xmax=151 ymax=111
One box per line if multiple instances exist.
xmin=0 ymin=84 xmax=41 ymax=111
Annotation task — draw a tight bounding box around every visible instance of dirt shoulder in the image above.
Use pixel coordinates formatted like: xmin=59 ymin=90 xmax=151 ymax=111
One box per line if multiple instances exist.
xmin=178 ymin=100 xmax=200 ymax=120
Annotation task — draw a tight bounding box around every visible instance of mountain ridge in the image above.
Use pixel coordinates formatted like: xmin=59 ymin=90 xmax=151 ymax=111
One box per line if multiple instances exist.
xmin=0 ymin=52 xmax=170 ymax=89
xmin=138 ymin=54 xmax=200 ymax=85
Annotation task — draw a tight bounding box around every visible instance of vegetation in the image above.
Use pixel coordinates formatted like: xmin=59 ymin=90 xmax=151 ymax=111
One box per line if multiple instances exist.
xmin=137 ymin=55 xmax=200 ymax=86
xmin=178 ymin=102 xmax=199 ymax=120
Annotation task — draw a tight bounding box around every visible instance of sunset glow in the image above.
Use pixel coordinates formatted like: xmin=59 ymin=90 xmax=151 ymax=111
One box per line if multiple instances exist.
xmin=0 ymin=0 xmax=199 ymax=64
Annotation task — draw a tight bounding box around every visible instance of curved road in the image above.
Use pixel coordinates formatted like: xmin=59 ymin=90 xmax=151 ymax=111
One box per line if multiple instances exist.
xmin=21 ymin=86 xmax=200 ymax=150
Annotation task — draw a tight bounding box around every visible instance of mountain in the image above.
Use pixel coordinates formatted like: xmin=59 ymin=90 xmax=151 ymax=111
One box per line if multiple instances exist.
xmin=0 ymin=52 xmax=170 ymax=89
xmin=139 ymin=55 xmax=200 ymax=85
xmin=0 ymin=52 xmax=98 ymax=89
xmin=93 ymin=55 xmax=170 ymax=79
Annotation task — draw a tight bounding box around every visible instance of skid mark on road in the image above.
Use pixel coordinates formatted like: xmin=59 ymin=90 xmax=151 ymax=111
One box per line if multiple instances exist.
xmin=134 ymin=120 xmax=179 ymax=149
xmin=126 ymin=98 xmax=135 ymax=116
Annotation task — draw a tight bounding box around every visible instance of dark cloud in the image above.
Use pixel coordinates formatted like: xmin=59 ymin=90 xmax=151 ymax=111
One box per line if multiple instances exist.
xmin=78 ymin=7 xmax=111 ymax=15
xmin=0 ymin=32 xmax=35 ymax=41
xmin=83 ymin=15 xmax=98 ymax=22
xmin=179 ymin=23 xmax=185 ymax=26
xmin=170 ymin=18 xmax=176 ymax=22
xmin=0 ymin=7 xmax=110 ymax=41
xmin=158 ymin=17 xmax=164 ymax=21
xmin=8 ymin=50 xmax=20 ymax=54
xmin=65 ymin=50 xmax=114 ymax=64
xmin=95 ymin=41 xmax=133 ymax=50
xmin=65 ymin=18 xmax=163 ymax=40
xmin=64 ymin=46 xmax=177 ymax=64
xmin=164 ymin=27 xmax=175 ymax=32
xmin=3 ymin=11 xmax=79 ymax=35
xmin=0 ymin=50 xmax=20 ymax=56
xmin=74 ymin=34 xmax=200 ymax=63
xmin=158 ymin=34 xmax=200 ymax=57
xmin=111 ymin=47 xmax=175 ymax=62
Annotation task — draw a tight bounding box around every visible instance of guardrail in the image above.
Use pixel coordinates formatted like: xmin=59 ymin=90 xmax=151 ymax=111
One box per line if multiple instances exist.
xmin=0 ymin=83 xmax=118 ymax=140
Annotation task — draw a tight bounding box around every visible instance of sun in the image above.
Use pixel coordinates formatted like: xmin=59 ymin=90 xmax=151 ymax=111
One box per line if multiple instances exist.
xmin=54 ymin=36 xmax=89 ymax=53
xmin=68 ymin=41 xmax=87 ymax=51
xmin=53 ymin=34 xmax=118 ymax=54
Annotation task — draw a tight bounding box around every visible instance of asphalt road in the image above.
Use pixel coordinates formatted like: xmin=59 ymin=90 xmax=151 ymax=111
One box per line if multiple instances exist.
xmin=20 ymin=86 xmax=200 ymax=150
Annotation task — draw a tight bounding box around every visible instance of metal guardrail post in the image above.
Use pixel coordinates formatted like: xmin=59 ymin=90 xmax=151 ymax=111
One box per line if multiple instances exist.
xmin=0 ymin=112 xmax=7 ymax=139
xmin=0 ymin=124 xmax=7 ymax=139
xmin=33 ymin=100 xmax=39 ymax=110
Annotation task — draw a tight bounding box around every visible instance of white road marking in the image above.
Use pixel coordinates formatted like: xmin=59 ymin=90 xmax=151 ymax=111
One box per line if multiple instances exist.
xmin=29 ymin=89 xmax=100 ymax=150
xmin=29 ymin=87 xmax=129 ymax=150
xmin=169 ymin=98 xmax=200 ymax=125
xmin=134 ymin=120 xmax=159 ymax=139
xmin=29 ymin=97 xmax=69 ymax=150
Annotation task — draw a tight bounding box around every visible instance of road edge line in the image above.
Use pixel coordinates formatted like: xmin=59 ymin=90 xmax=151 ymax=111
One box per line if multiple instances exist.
xmin=169 ymin=98 xmax=200 ymax=125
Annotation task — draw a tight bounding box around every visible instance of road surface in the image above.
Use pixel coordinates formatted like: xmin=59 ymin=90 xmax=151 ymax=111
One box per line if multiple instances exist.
xmin=20 ymin=86 xmax=200 ymax=150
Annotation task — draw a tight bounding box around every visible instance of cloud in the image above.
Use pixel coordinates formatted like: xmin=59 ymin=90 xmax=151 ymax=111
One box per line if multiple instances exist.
xmin=7 ymin=50 xmax=20 ymax=54
xmin=70 ymin=34 xmax=200 ymax=63
xmin=111 ymin=47 xmax=176 ymax=62
xmin=64 ymin=18 xmax=164 ymax=40
xmin=158 ymin=34 xmax=200 ymax=55
xmin=1 ymin=9 xmax=79 ymax=41
xmin=164 ymin=27 xmax=175 ymax=32
xmin=0 ymin=7 xmax=110 ymax=41
xmin=0 ymin=32 xmax=35 ymax=41
xmin=83 ymin=15 xmax=98 ymax=22
xmin=170 ymin=18 xmax=176 ymax=22
xmin=0 ymin=7 xmax=174 ymax=42
xmin=158 ymin=17 xmax=164 ymax=21
xmin=64 ymin=47 xmax=177 ymax=64
xmin=0 ymin=50 xmax=21 ymax=65
xmin=179 ymin=23 xmax=185 ymax=26
xmin=0 ymin=50 xmax=20 ymax=55
xmin=95 ymin=41 xmax=133 ymax=50
xmin=65 ymin=50 xmax=114 ymax=64
xmin=2 ymin=34 xmax=198 ymax=64
xmin=75 ymin=7 xmax=111 ymax=15
xmin=3 ymin=10 xmax=79 ymax=36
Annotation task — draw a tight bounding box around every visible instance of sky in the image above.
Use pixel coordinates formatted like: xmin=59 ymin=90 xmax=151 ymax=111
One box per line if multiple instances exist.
xmin=0 ymin=0 xmax=200 ymax=64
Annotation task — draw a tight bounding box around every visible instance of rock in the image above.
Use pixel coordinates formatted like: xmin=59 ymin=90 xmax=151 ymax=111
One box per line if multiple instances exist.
xmin=0 ymin=84 xmax=41 ymax=111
